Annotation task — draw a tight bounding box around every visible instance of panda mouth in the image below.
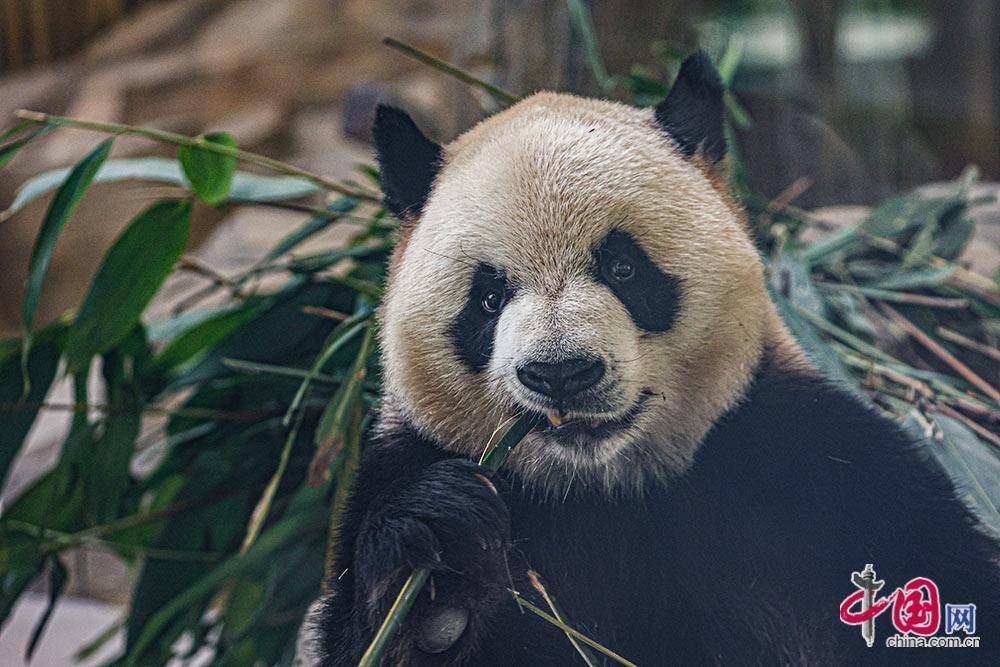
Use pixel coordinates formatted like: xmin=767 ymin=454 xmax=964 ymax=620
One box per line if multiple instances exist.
xmin=529 ymin=394 xmax=648 ymax=444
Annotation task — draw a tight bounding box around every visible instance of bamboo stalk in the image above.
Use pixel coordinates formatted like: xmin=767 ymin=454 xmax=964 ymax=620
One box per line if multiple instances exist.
xmin=14 ymin=109 xmax=381 ymax=203
xmin=815 ymin=282 xmax=969 ymax=309
xmin=528 ymin=570 xmax=601 ymax=667
xmin=857 ymin=232 xmax=1000 ymax=301
xmin=383 ymin=37 xmax=519 ymax=106
xmin=509 ymin=591 xmax=639 ymax=667
xmin=935 ymin=327 xmax=1000 ymax=363
xmin=357 ymin=412 xmax=541 ymax=667
xmin=357 ymin=569 xmax=432 ymax=667
xmin=933 ymin=403 xmax=1000 ymax=448
xmin=877 ymin=302 xmax=1000 ymax=405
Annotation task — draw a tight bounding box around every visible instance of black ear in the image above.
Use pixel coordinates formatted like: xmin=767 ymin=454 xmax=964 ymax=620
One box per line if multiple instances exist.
xmin=372 ymin=105 xmax=442 ymax=219
xmin=654 ymin=51 xmax=726 ymax=163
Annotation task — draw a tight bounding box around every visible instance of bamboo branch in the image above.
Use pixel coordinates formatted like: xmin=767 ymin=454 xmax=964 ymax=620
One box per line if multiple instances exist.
xmin=815 ymin=282 xmax=969 ymax=309
xmin=509 ymin=590 xmax=639 ymax=667
xmin=528 ymin=570 xmax=601 ymax=667
xmin=383 ymin=37 xmax=519 ymax=106
xmin=358 ymin=412 xmax=541 ymax=667
xmin=933 ymin=403 xmax=1000 ymax=448
xmin=935 ymin=327 xmax=1000 ymax=363
xmin=877 ymin=302 xmax=1000 ymax=405
xmin=14 ymin=109 xmax=382 ymax=203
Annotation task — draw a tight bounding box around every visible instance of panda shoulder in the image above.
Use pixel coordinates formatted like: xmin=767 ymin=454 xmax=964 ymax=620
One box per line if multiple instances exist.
xmin=703 ymin=348 xmax=922 ymax=477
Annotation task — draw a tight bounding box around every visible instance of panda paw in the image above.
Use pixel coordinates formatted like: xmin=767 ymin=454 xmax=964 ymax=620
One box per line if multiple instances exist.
xmin=353 ymin=458 xmax=512 ymax=658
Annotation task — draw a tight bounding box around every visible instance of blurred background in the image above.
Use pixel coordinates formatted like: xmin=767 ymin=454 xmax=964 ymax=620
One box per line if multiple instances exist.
xmin=0 ymin=0 xmax=997 ymax=664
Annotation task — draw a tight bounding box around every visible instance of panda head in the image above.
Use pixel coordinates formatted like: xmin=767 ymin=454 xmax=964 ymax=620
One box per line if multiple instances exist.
xmin=376 ymin=52 xmax=784 ymax=494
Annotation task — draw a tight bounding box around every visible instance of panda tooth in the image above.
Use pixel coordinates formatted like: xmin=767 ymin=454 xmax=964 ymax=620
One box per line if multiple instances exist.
xmin=546 ymin=411 xmax=562 ymax=427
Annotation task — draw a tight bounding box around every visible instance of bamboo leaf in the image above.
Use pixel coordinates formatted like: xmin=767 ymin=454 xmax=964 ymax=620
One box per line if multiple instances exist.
xmin=150 ymin=302 xmax=264 ymax=374
xmin=382 ymin=38 xmax=518 ymax=107
xmin=25 ymin=555 xmax=68 ymax=661
xmin=567 ymin=0 xmax=615 ymax=94
xmin=2 ymin=158 xmax=321 ymax=221
xmin=309 ymin=324 xmax=377 ymax=485
xmin=717 ymin=34 xmax=745 ymax=85
xmin=178 ymin=133 xmax=238 ymax=205
xmin=908 ymin=413 xmax=1000 ymax=537
xmin=285 ymin=311 xmax=370 ymax=427
xmin=871 ymin=265 xmax=958 ymax=291
xmin=0 ymin=125 xmax=52 ymax=170
xmin=65 ymin=200 xmax=192 ymax=372
xmin=124 ymin=508 xmax=324 ymax=665
xmin=22 ymin=139 xmax=113 ymax=356
xmin=265 ymin=197 xmax=359 ymax=261
xmin=0 ymin=120 xmax=32 ymax=143
xmin=0 ymin=326 xmax=62 ymax=486
xmin=0 ymin=530 xmax=48 ymax=626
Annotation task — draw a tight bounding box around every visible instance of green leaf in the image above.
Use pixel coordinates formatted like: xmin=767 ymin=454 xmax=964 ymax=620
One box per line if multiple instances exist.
xmin=767 ymin=251 xmax=825 ymax=316
xmin=0 ymin=529 xmax=47 ymax=626
xmin=909 ymin=413 xmax=1000 ymax=537
xmin=724 ymin=91 xmax=753 ymax=130
xmin=0 ymin=125 xmax=52 ymax=170
xmin=178 ymin=133 xmax=238 ymax=205
xmin=65 ymin=200 xmax=192 ymax=372
xmin=284 ymin=313 xmax=369 ymax=426
xmin=86 ymin=347 xmax=143 ymax=523
xmin=22 ymin=139 xmax=113 ymax=347
xmin=25 ymin=555 xmax=68 ymax=661
xmin=566 ymin=0 xmax=615 ymax=94
xmin=2 ymin=444 xmax=90 ymax=533
xmin=286 ymin=244 xmax=390 ymax=274
xmin=125 ymin=508 xmax=325 ymax=665
xmin=770 ymin=289 xmax=858 ymax=392
xmin=717 ymin=34 xmax=745 ymax=85
xmin=0 ymin=120 xmax=32 ymax=143
xmin=0 ymin=327 xmax=62 ymax=486
xmin=622 ymin=70 xmax=668 ymax=107
xmin=932 ymin=217 xmax=976 ymax=261
xmin=871 ymin=265 xmax=957 ymax=291
xmin=265 ymin=197 xmax=359 ymax=261
xmin=2 ymin=158 xmax=321 ymax=221
xmin=308 ymin=325 xmax=376 ymax=486
xmin=150 ymin=302 xmax=264 ymax=374
xmin=223 ymin=578 xmax=268 ymax=638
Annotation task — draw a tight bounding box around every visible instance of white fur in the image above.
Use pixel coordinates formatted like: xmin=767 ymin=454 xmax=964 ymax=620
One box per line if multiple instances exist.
xmin=379 ymin=92 xmax=795 ymax=495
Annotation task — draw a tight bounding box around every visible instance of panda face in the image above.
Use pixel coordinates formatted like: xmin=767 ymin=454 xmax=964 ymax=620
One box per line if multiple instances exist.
xmin=377 ymin=61 xmax=778 ymax=493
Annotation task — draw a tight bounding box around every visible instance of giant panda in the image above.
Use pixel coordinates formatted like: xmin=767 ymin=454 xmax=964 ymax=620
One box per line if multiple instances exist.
xmin=314 ymin=52 xmax=999 ymax=665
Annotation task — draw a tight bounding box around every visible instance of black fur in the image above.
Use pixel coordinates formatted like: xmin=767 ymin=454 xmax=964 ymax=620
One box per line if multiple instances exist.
xmin=372 ymin=105 xmax=442 ymax=220
xmin=449 ymin=264 xmax=513 ymax=373
xmin=654 ymin=50 xmax=727 ymax=163
xmin=315 ymin=348 xmax=998 ymax=665
xmin=593 ymin=230 xmax=682 ymax=333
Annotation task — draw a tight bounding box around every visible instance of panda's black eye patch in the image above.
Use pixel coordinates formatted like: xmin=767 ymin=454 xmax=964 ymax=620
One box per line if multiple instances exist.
xmin=594 ymin=230 xmax=681 ymax=333
xmin=449 ymin=264 xmax=512 ymax=372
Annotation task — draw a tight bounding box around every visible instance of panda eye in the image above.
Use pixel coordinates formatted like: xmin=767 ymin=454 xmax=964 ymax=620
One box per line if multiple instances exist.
xmin=480 ymin=287 xmax=505 ymax=314
xmin=601 ymin=252 xmax=635 ymax=283
xmin=606 ymin=256 xmax=635 ymax=282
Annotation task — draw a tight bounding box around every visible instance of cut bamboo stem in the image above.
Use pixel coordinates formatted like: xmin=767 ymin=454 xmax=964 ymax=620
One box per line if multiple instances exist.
xmin=877 ymin=302 xmax=1000 ymax=406
xmin=357 ymin=412 xmax=541 ymax=666
xmin=935 ymin=327 xmax=1000 ymax=363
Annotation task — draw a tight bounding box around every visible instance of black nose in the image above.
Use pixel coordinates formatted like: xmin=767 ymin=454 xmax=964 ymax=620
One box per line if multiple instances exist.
xmin=516 ymin=357 xmax=606 ymax=401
